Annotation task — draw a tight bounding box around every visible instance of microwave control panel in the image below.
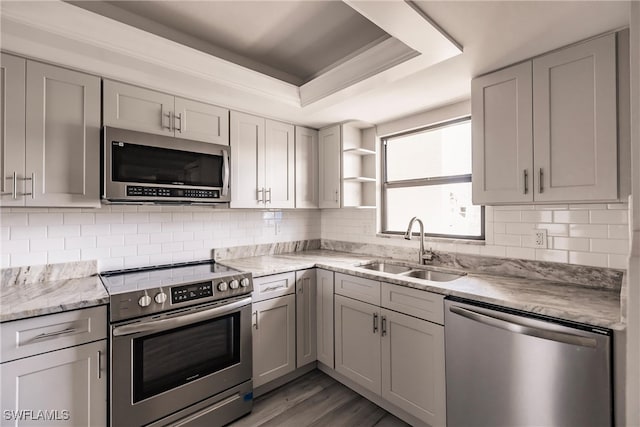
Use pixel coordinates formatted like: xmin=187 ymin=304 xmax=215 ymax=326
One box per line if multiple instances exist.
xmin=171 ymin=281 xmax=214 ymax=304
xmin=127 ymin=186 xmax=220 ymax=199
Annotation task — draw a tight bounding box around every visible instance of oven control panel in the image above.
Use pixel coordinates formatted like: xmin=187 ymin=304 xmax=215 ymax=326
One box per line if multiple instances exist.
xmin=171 ymin=281 xmax=213 ymax=304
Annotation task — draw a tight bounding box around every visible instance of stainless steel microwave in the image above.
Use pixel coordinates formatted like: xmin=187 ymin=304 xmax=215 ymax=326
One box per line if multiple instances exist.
xmin=102 ymin=127 xmax=230 ymax=204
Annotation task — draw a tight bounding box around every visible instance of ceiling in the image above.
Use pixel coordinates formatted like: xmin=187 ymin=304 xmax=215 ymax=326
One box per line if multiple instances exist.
xmin=2 ymin=1 xmax=632 ymax=128
xmin=70 ymin=1 xmax=390 ymax=85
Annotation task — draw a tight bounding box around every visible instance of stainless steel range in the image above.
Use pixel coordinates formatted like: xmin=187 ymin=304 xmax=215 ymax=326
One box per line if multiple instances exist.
xmin=100 ymin=260 xmax=253 ymax=427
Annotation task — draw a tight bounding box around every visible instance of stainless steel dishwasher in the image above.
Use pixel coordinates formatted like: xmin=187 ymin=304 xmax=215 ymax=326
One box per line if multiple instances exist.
xmin=444 ymin=298 xmax=612 ymax=427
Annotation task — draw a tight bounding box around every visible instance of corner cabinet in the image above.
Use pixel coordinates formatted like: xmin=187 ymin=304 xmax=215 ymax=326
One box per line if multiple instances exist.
xmin=294 ymin=127 xmax=319 ymax=209
xmin=1 ymin=306 xmax=108 ymax=427
xmin=472 ymin=32 xmax=622 ymax=204
xmin=103 ymin=80 xmax=229 ymax=145
xmin=1 ymin=54 xmax=101 ymax=207
xmin=316 ymin=269 xmax=335 ymax=368
xmin=295 ymin=269 xmax=317 ymax=367
xmin=230 ymin=111 xmax=295 ymax=209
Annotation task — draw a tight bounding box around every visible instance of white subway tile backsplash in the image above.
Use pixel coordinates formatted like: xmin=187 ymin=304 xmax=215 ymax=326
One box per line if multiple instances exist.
xmin=149 ymin=233 xmax=173 ymax=244
xmin=124 ymin=213 xmax=149 ymax=224
xmin=1 ymin=227 xmax=9 ymax=241
xmin=137 ymin=244 xmax=162 ymax=255
xmin=534 ymin=204 xmax=568 ymax=210
xmin=607 ymin=203 xmax=628 ymax=210
xmin=608 ymin=224 xmax=629 ymax=239
xmin=29 ymin=213 xmax=63 ymax=226
xmin=66 ymin=236 xmax=97 ymax=250
xmin=97 ymin=235 xmax=125 ymax=248
xmin=125 ymin=255 xmax=150 ymax=268
xmin=48 ymin=249 xmax=81 ymax=264
xmin=138 ymin=223 xmax=162 ymax=234
xmin=505 ymin=223 xmax=535 ymax=235
xmin=11 ymin=226 xmax=47 ymax=240
xmin=590 ymin=238 xmax=629 ymax=255
xmin=125 ymin=234 xmax=150 ymax=245
xmin=162 ymin=222 xmax=184 ymax=232
xmin=553 ymin=210 xmax=589 ymax=224
xmin=569 ymin=224 xmax=608 ymax=238
xmin=536 ymin=223 xmax=569 ymax=236
xmin=63 ymin=212 xmax=95 ymax=225
xmin=2 ymin=240 xmax=30 ymax=253
xmin=95 ymin=213 xmax=123 ymax=224
xmin=608 ymin=254 xmax=628 ymax=269
xmin=552 ymin=237 xmax=589 ymax=252
xmin=11 ymin=251 xmax=47 ymax=267
xmin=590 ymin=209 xmax=628 ymax=224
xmin=569 ymin=251 xmax=608 ymax=268
xmin=81 ymin=224 xmax=111 ymax=236
xmin=569 ymin=204 xmax=607 ymax=210
xmin=521 ymin=210 xmax=552 ymax=223
xmin=1 ymin=213 xmax=28 ymax=226
xmin=111 ymin=224 xmax=138 ymax=234
xmin=535 ymin=249 xmax=568 ymax=263
xmin=48 ymin=225 xmax=81 ymax=238
xmin=162 ymin=241 xmax=183 ymax=253
xmin=493 ymin=211 xmax=521 ymax=223
xmin=494 ymin=234 xmax=521 ymax=247
xmin=506 ymin=247 xmax=535 ymax=260
xmin=30 ymin=238 xmax=64 ymax=251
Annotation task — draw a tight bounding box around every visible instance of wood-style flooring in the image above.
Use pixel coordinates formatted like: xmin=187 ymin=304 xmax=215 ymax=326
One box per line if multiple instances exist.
xmin=229 ymin=370 xmax=410 ymax=427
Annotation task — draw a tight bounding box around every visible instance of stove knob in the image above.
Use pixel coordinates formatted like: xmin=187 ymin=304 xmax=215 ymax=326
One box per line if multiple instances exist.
xmin=217 ymin=282 xmax=228 ymax=292
xmin=138 ymin=295 xmax=151 ymax=307
xmin=229 ymin=280 xmax=239 ymax=290
xmin=154 ymin=292 xmax=167 ymax=304
xmin=240 ymin=278 xmax=250 ymax=287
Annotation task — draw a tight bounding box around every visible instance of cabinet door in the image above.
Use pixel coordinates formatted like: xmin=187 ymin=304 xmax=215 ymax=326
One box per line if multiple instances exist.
xmin=25 ymin=61 xmax=100 ymax=207
xmin=533 ymin=34 xmax=617 ymax=202
xmin=103 ymin=80 xmax=174 ymax=136
xmin=471 ymin=61 xmax=533 ymax=204
xmin=381 ymin=309 xmax=446 ymax=427
xmin=252 ymin=295 xmax=296 ymax=388
xmin=334 ymin=294 xmax=381 ymax=395
xmin=174 ymin=97 xmax=229 ymax=145
xmin=296 ymin=269 xmax=317 ymax=368
xmin=264 ymin=119 xmax=295 ymax=209
xmin=316 ymin=269 xmax=335 ymax=368
xmin=294 ymin=126 xmax=319 ymax=208
xmin=230 ymin=111 xmax=265 ymax=208
xmin=1 ymin=340 xmax=107 ymax=427
xmin=318 ymin=124 xmax=341 ymax=208
xmin=0 ymin=53 xmax=26 ymax=207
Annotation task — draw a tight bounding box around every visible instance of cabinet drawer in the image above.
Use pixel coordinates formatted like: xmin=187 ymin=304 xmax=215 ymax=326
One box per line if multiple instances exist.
xmin=252 ymin=272 xmax=296 ymax=302
xmin=381 ymin=283 xmax=444 ymax=325
xmin=1 ymin=305 xmax=107 ymax=363
xmin=335 ymin=273 xmax=380 ymax=305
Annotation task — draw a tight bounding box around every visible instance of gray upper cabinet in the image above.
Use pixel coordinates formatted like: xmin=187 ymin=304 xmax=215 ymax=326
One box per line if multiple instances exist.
xmin=295 ymin=126 xmax=319 ymax=209
xmin=533 ymin=34 xmax=617 ymax=202
xmin=103 ymin=80 xmax=229 ymax=145
xmin=0 ymin=53 xmax=26 ymax=207
xmin=1 ymin=55 xmax=100 ymax=207
xmin=318 ymin=124 xmax=341 ymax=208
xmin=472 ymin=62 xmax=533 ymax=204
xmin=472 ymin=32 xmax=620 ymax=204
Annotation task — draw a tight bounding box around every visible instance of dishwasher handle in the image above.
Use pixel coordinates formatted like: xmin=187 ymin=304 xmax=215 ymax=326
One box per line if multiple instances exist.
xmin=449 ymin=305 xmax=597 ymax=348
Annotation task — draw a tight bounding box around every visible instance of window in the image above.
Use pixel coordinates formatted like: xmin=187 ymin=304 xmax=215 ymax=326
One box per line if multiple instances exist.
xmin=382 ymin=117 xmax=484 ymax=240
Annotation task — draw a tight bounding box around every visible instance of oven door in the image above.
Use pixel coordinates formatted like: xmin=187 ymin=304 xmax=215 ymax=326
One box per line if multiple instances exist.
xmin=103 ymin=126 xmax=230 ymax=202
xmin=110 ymin=297 xmax=252 ymax=427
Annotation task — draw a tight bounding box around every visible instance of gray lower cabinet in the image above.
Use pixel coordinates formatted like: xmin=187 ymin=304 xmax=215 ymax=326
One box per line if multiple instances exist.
xmin=316 ymin=269 xmax=334 ymax=368
xmin=0 ymin=53 xmax=101 ymax=207
xmin=334 ymin=275 xmax=447 ymax=427
xmin=295 ymin=269 xmax=317 ymax=368
xmin=1 ymin=340 xmax=107 ymax=427
xmin=0 ymin=306 xmax=108 ymax=427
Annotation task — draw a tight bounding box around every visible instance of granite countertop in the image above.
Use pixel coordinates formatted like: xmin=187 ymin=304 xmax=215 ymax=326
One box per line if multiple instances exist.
xmin=0 ymin=274 xmax=109 ymax=323
xmin=220 ymin=249 xmax=623 ymax=330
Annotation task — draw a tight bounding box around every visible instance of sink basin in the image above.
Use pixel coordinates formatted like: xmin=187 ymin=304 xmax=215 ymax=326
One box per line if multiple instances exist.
xmin=360 ymin=262 xmax=412 ymax=274
xmin=401 ymin=269 xmax=466 ymax=282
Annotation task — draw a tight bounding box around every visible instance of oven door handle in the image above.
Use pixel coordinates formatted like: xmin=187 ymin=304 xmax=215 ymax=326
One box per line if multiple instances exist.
xmin=112 ymin=297 xmax=251 ymax=337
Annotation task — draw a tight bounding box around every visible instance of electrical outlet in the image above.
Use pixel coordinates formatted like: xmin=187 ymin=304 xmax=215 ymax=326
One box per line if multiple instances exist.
xmin=533 ymin=229 xmax=547 ymax=248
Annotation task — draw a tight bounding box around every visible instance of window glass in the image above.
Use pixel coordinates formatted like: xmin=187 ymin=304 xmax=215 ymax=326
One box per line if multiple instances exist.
xmin=382 ymin=118 xmax=483 ymax=239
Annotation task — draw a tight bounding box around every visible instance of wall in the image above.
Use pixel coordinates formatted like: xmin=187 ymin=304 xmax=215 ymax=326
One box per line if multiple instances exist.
xmin=0 ymin=206 xmax=320 ymax=271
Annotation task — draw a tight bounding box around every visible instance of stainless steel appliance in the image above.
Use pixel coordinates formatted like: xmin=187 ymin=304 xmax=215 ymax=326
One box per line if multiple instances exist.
xmin=445 ymin=298 xmax=612 ymax=427
xmin=101 ymin=260 xmax=253 ymax=427
xmin=102 ymin=127 xmax=230 ymax=204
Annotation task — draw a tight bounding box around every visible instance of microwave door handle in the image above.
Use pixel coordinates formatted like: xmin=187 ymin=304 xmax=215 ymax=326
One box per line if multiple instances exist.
xmin=112 ymin=297 xmax=251 ymax=337
xmin=222 ymin=149 xmax=230 ymax=196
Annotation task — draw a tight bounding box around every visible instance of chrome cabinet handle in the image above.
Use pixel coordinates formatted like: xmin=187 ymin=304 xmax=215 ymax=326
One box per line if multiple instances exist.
xmin=1 ymin=171 xmax=17 ymax=198
xmin=175 ymin=112 xmax=183 ymax=133
xmin=449 ymin=305 xmax=597 ymax=348
xmin=97 ymin=350 xmax=102 ymax=379
xmin=162 ymin=111 xmax=173 ymax=130
xmin=334 ymin=189 xmax=339 ymax=203
xmin=523 ymin=169 xmax=528 ymax=194
xmin=265 ymin=188 xmax=272 ymax=203
xmin=257 ymin=188 xmax=264 ymax=203
xmin=253 ymin=311 xmax=258 ymax=329
xmin=21 ymin=173 xmax=34 ymax=198
xmin=32 ymin=327 xmax=77 ymax=342
xmin=373 ymin=313 xmax=378 ymax=333
xmin=539 ymin=168 xmax=544 ymax=193
xmin=381 ymin=316 xmax=387 ymax=336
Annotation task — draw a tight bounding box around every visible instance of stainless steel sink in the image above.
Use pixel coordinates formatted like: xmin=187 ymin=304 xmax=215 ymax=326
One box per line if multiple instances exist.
xmin=360 ymin=262 xmax=412 ymax=274
xmin=401 ymin=269 xmax=465 ymax=282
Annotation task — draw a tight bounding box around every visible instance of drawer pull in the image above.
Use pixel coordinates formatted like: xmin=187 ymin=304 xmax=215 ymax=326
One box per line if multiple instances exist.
xmin=32 ymin=327 xmax=77 ymax=342
xmin=262 ymin=285 xmax=285 ymax=292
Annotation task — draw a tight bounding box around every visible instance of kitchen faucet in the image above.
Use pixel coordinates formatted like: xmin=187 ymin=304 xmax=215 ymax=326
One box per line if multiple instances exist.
xmin=404 ymin=216 xmax=434 ymax=264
